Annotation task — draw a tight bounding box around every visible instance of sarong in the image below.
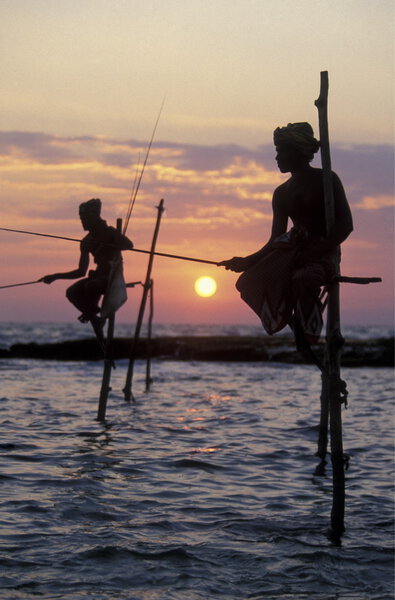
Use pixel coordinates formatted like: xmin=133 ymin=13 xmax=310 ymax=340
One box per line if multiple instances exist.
xmin=101 ymin=259 xmax=128 ymax=318
xmin=66 ymin=260 xmax=127 ymax=321
xmin=236 ymin=231 xmax=334 ymax=342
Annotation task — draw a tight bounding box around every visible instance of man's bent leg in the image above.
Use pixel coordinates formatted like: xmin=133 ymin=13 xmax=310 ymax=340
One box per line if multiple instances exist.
xmin=291 ymin=263 xmax=328 ymax=343
xmin=66 ymin=278 xmax=103 ymax=322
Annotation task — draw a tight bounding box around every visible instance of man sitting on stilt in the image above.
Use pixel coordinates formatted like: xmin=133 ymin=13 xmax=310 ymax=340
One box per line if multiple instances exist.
xmin=40 ymin=199 xmax=133 ymax=344
xmin=219 ymin=123 xmax=353 ymax=361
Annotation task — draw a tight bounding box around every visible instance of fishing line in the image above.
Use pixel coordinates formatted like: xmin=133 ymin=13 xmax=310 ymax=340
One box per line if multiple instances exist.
xmin=122 ymin=96 xmax=166 ymax=235
xmin=124 ymin=152 xmax=140 ymax=234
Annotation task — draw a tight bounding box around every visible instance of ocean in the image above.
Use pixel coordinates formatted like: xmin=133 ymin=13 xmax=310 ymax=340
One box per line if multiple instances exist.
xmin=0 ymin=322 xmax=393 ymax=599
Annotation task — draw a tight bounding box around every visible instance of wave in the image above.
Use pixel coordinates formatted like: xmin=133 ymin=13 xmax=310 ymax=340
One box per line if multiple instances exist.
xmin=0 ymin=321 xmax=393 ymax=349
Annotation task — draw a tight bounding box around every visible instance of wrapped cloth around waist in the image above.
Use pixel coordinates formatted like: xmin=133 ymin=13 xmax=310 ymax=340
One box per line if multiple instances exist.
xmin=235 ymin=228 xmax=335 ymax=336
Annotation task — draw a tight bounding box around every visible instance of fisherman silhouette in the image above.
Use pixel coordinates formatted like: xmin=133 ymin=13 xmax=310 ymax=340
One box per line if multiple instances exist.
xmin=40 ymin=199 xmax=133 ymax=342
xmin=219 ymin=122 xmax=353 ymax=352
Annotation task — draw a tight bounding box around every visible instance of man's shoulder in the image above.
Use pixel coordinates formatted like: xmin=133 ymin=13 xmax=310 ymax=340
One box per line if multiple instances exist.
xmin=310 ymin=166 xmax=323 ymax=175
xmin=273 ymin=178 xmax=293 ymax=202
xmin=97 ymin=222 xmax=117 ymax=240
xmin=308 ymin=166 xmax=341 ymax=180
xmin=80 ymin=233 xmax=91 ymax=250
xmin=102 ymin=224 xmax=117 ymax=236
xmin=309 ymin=167 xmax=343 ymax=189
xmin=273 ymin=179 xmax=291 ymax=194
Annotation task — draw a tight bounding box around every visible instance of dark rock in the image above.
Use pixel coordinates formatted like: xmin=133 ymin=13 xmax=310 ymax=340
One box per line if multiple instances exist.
xmin=0 ymin=335 xmax=393 ymax=367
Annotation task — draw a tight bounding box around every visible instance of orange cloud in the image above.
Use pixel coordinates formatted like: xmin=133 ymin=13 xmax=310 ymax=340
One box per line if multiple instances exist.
xmin=356 ymin=194 xmax=394 ymax=210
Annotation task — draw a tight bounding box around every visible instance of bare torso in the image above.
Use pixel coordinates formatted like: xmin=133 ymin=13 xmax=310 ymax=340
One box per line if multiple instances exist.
xmin=274 ymin=167 xmax=327 ymax=237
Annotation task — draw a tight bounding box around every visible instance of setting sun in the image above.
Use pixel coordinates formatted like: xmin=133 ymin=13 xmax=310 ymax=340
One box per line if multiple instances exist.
xmin=194 ymin=276 xmax=217 ymax=298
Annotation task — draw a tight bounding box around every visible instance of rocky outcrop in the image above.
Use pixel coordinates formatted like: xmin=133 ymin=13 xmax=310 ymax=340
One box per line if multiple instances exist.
xmin=0 ymin=335 xmax=393 ymax=367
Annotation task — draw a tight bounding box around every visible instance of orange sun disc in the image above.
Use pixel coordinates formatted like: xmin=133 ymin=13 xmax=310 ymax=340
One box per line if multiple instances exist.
xmin=194 ymin=276 xmax=217 ymax=297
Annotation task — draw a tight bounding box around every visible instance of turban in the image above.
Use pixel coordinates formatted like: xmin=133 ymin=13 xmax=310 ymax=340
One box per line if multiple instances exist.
xmin=273 ymin=122 xmax=320 ymax=161
xmin=79 ymin=198 xmax=102 ymax=217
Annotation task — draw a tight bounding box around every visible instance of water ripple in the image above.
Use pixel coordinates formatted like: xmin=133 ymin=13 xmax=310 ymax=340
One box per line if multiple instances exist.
xmin=0 ymin=359 xmax=393 ymax=599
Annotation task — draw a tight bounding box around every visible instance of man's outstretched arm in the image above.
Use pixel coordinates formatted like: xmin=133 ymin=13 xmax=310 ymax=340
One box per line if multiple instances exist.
xmin=40 ymin=250 xmax=89 ymax=284
xmin=219 ymin=189 xmax=288 ymax=272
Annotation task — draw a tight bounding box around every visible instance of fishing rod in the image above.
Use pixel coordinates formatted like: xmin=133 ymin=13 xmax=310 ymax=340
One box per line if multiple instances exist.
xmin=130 ymin=246 xmax=218 ymax=265
xmin=0 ymin=279 xmax=41 ymax=290
xmin=123 ymin=97 xmax=166 ymax=235
xmin=0 ymin=226 xmax=220 ymax=266
xmin=0 ymin=227 xmax=80 ymax=243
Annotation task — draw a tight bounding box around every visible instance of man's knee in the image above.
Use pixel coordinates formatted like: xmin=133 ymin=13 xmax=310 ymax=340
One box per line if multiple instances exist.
xmin=66 ymin=285 xmax=73 ymax=302
xmin=291 ymin=268 xmax=310 ymax=290
xmin=291 ymin=267 xmax=323 ymax=295
xmin=66 ymin=281 xmax=83 ymax=304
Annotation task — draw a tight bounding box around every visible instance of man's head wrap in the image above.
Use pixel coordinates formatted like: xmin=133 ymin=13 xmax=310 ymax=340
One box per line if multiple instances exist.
xmin=79 ymin=198 xmax=102 ymax=217
xmin=273 ymin=122 xmax=320 ymax=161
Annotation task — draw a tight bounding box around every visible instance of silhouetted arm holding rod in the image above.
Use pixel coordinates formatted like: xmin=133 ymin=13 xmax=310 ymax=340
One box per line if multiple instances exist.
xmin=40 ymin=249 xmax=89 ymax=284
xmin=218 ymin=190 xmax=288 ymax=272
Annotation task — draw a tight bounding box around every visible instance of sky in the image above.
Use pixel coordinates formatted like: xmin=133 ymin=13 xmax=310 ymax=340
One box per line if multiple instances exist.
xmin=0 ymin=0 xmax=394 ymax=326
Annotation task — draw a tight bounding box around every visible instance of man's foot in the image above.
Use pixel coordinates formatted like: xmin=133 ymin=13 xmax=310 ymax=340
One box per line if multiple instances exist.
xmin=90 ymin=315 xmax=105 ymax=344
xmin=78 ymin=305 xmax=101 ymax=324
xmin=90 ymin=316 xmax=114 ymax=367
xmin=78 ymin=313 xmax=90 ymax=323
xmin=290 ymin=316 xmax=324 ymax=371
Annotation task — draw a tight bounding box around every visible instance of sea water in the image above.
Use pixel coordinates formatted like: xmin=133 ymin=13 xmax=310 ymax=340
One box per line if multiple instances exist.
xmin=0 ymin=323 xmax=393 ymax=599
xmin=0 ymin=321 xmax=393 ymax=348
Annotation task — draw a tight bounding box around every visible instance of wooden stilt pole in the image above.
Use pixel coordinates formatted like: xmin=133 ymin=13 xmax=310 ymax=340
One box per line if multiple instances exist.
xmin=97 ymin=218 xmax=123 ymax=421
xmin=97 ymin=312 xmax=115 ymax=421
xmin=145 ymin=279 xmax=154 ymax=392
xmin=315 ymin=71 xmax=346 ymax=539
xmin=123 ymin=199 xmax=165 ymax=401
xmin=317 ymin=371 xmax=330 ymax=459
